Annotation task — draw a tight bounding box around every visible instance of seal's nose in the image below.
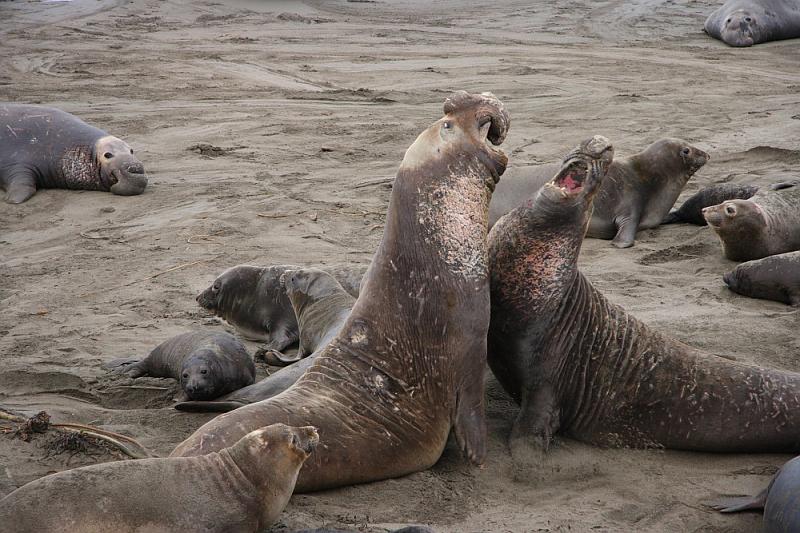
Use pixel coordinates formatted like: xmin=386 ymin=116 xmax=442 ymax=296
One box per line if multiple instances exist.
xmin=124 ymin=161 xmax=145 ymax=175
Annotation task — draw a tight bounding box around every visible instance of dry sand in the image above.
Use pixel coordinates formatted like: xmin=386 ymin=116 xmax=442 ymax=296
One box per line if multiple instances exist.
xmin=1 ymin=0 xmax=799 ymax=531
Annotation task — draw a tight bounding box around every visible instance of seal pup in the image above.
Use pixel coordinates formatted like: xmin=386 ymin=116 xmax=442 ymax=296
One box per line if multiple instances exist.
xmin=171 ymin=91 xmax=510 ymax=493
xmin=488 ymin=135 xmax=800 ymax=456
xmin=0 ymin=424 xmax=318 ymax=533
xmin=662 ymin=183 xmax=759 ymax=225
xmin=105 ymin=331 xmax=255 ymax=400
xmin=707 ymin=455 xmax=800 ymax=532
xmin=488 ymin=138 xmax=708 ymax=247
xmin=702 ymin=181 xmax=800 ymax=261
xmin=723 ymin=251 xmax=800 ymax=306
xmin=0 ymin=104 xmax=147 ymax=203
xmin=705 ymin=0 xmax=800 ymax=47
xmin=197 ymin=264 xmax=365 ymax=353
xmin=175 ymin=268 xmax=356 ymax=412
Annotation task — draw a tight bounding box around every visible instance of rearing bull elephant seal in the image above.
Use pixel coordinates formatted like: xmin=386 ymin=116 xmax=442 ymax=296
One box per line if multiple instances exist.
xmin=489 ymin=138 xmax=708 ymax=247
xmin=0 ymin=424 xmax=318 ymax=533
xmin=704 ymin=0 xmax=800 ymax=47
xmin=488 ymin=135 xmax=800 ymax=457
xmin=172 ymin=90 xmax=510 ymax=493
xmin=0 ymin=104 xmax=147 ymax=203
xmin=703 ymin=181 xmax=800 ymax=261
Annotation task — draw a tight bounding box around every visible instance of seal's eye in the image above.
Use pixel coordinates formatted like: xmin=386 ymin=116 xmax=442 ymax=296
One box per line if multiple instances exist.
xmin=130 ymin=149 xmax=134 ymax=155
xmin=104 ymin=152 xmax=114 ymax=159
xmin=212 ymin=282 xmax=220 ymax=292
xmin=725 ymin=205 xmax=736 ymax=216
xmin=442 ymin=121 xmax=452 ymax=130
xmin=200 ymin=369 xmax=207 ymax=375
xmin=182 ymin=373 xmax=188 ymax=379
xmin=681 ymin=147 xmax=690 ymax=156
xmin=745 ymin=17 xmax=752 ymax=23
xmin=726 ymin=18 xmax=731 ymax=24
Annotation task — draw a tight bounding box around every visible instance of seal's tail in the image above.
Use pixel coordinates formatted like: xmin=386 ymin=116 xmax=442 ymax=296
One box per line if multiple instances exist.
xmin=174 ymin=401 xmax=244 ymax=413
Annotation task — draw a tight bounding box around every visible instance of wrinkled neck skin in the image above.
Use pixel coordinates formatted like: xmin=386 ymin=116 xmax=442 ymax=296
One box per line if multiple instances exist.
xmin=53 ymin=143 xmax=110 ymax=191
xmin=343 ymin=145 xmax=498 ymax=395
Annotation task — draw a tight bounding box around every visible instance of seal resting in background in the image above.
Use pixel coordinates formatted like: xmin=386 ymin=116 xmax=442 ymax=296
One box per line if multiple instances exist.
xmin=488 ymin=135 xmax=800 ymax=457
xmin=197 ymin=264 xmax=365 ymax=353
xmin=704 ymin=0 xmax=800 ymax=47
xmin=0 ymin=104 xmax=147 ymax=203
xmin=0 ymin=424 xmax=318 ymax=533
xmin=488 ymin=138 xmax=708 ymax=247
xmin=723 ymin=251 xmax=800 ymax=306
xmin=105 ymin=331 xmax=255 ymax=400
xmin=175 ymin=268 xmax=356 ymax=412
xmin=707 ymin=455 xmax=800 ymax=532
xmin=702 ymin=181 xmax=800 ymax=261
xmin=662 ymin=183 xmax=759 ymax=225
xmin=171 ymin=90 xmax=510 ymax=493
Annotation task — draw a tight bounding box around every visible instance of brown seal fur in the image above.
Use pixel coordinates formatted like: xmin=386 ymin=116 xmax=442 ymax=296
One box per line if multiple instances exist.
xmin=488 ymin=135 xmax=800 ymax=456
xmin=489 ymin=138 xmax=708 ymax=247
xmin=0 ymin=424 xmax=318 ymax=533
xmin=175 ymin=268 xmax=356 ymax=412
xmin=0 ymin=104 xmax=147 ymax=203
xmin=703 ymin=181 xmax=800 ymax=261
xmin=724 ymin=251 xmax=800 ymax=306
xmin=170 ymin=91 xmax=510 ymax=493
xmin=196 ymin=264 xmax=365 ymax=354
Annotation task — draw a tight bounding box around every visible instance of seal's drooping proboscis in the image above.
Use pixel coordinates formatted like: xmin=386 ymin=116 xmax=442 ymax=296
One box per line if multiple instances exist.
xmin=488 ymin=138 xmax=708 ymax=247
xmin=0 ymin=104 xmax=147 ymax=203
xmin=704 ymin=0 xmax=800 ymax=47
xmin=0 ymin=424 xmax=318 ymax=533
xmin=171 ymin=91 xmax=510 ymax=493
xmin=488 ymin=135 xmax=800 ymax=456
xmin=703 ymin=181 xmax=800 ymax=261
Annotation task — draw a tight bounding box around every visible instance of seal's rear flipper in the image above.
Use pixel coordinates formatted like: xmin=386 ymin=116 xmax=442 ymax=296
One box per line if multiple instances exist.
xmin=256 ymin=348 xmax=304 ymax=367
xmin=661 ymin=210 xmax=681 ymax=225
xmin=771 ymin=180 xmax=799 ymax=191
xmin=174 ymin=401 xmax=244 ymax=413
xmin=4 ymin=168 xmax=37 ymax=204
xmin=102 ymin=358 xmax=140 ymax=371
xmin=704 ymin=489 xmax=768 ymax=513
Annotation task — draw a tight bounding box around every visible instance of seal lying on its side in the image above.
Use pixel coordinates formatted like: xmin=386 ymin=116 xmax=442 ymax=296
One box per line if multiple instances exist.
xmin=105 ymin=331 xmax=255 ymax=400
xmin=0 ymin=104 xmax=147 ymax=203
xmin=171 ymin=91 xmax=510 ymax=493
xmin=724 ymin=251 xmax=800 ymax=306
xmin=703 ymin=181 xmax=800 ymax=261
xmin=662 ymin=183 xmax=759 ymax=225
xmin=488 ymin=135 xmax=800 ymax=456
xmin=704 ymin=0 xmax=800 ymax=47
xmin=0 ymin=424 xmax=318 ymax=533
xmin=488 ymin=138 xmax=708 ymax=247
xmin=175 ymin=268 xmax=356 ymax=412
xmin=707 ymin=455 xmax=800 ymax=532
xmin=197 ymin=264 xmax=365 ymax=353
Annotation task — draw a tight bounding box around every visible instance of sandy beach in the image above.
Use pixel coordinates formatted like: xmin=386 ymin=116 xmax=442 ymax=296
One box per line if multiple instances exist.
xmin=1 ymin=0 xmax=799 ymax=531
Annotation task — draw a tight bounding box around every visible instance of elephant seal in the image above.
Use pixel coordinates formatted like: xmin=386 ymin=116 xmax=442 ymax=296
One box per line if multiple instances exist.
xmin=0 ymin=104 xmax=147 ymax=204
xmin=0 ymin=424 xmax=318 ymax=533
xmin=197 ymin=264 xmax=364 ymax=352
xmin=295 ymin=528 xmax=434 ymax=533
xmin=723 ymin=251 xmax=800 ymax=306
xmin=488 ymin=138 xmax=709 ymax=247
xmin=171 ymin=90 xmax=510 ymax=493
xmin=662 ymin=183 xmax=759 ymax=225
xmin=488 ymin=135 xmax=800 ymax=456
xmin=105 ymin=331 xmax=255 ymax=400
xmin=707 ymin=455 xmax=800 ymax=532
xmin=175 ymin=268 xmax=356 ymax=412
xmin=702 ymin=181 xmax=800 ymax=261
xmin=705 ymin=0 xmax=800 ymax=47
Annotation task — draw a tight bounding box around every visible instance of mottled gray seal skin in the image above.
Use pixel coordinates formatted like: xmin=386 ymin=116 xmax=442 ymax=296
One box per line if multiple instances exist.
xmin=175 ymin=268 xmax=356 ymax=412
xmin=707 ymin=455 xmax=800 ymax=532
xmin=724 ymin=251 xmax=800 ymax=306
xmin=106 ymin=331 xmax=255 ymax=400
xmin=0 ymin=424 xmax=318 ymax=533
xmin=295 ymin=528 xmax=434 ymax=533
xmin=662 ymin=183 xmax=759 ymax=225
xmin=488 ymin=135 xmax=800 ymax=457
xmin=703 ymin=181 xmax=800 ymax=261
xmin=705 ymin=0 xmax=800 ymax=47
xmin=489 ymin=138 xmax=708 ymax=247
xmin=0 ymin=104 xmax=147 ymax=203
xmin=171 ymin=91 xmax=510 ymax=493
xmin=197 ymin=264 xmax=365 ymax=352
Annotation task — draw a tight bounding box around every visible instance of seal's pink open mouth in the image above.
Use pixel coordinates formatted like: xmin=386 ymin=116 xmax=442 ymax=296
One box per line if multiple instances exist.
xmin=553 ymin=161 xmax=588 ymax=194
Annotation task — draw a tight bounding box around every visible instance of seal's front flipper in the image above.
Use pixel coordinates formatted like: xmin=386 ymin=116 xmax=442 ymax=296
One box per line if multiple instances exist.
xmin=611 ymin=212 xmax=641 ymax=248
xmin=255 ymin=348 xmax=303 ymax=366
xmin=454 ymin=380 xmax=487 ymax=465
xmin=509 ymin=384 xmax=559 ymax=458
xmin=705 ymin=488 xmax=768 ymax=513
xmin=174 ymin=400 xmax=245 ymax=413
xmin=3 ymin=168 xmax=37 ymax=204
